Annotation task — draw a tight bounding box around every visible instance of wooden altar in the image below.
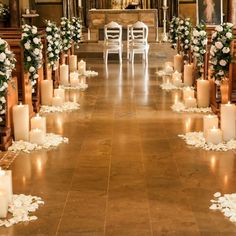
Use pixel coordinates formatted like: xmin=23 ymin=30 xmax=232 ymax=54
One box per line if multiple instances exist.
xmin=88 ymin=9 xmax=158 ymax=42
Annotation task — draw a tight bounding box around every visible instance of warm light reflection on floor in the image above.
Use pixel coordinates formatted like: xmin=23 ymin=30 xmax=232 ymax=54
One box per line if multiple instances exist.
xmin=185 ymin=117 xmax=192 ymax=133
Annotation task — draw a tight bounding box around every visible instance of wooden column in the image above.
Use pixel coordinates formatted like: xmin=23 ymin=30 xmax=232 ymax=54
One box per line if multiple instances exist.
xmin=9 ymin=0 xmax=20 ymax=27
xmin=228 ymin=0 xmax=236 ymax=23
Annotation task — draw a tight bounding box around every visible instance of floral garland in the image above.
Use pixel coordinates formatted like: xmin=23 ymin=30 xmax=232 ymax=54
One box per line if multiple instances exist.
xmin=192 ymin=23 xmax=207 ymax=78
xmin=71 ymin=17 xmax=82 ymax=48
xmin=209 ymin=23 xmax=233 ymax=85
xmin=178 ymin=18 xmax=192 ymax=56
xmin=169 ymin=16 xmax=180 ymax=50
xmin=60 ymin=17 xmax=73 ymax=52
xmin=21 ymin=24 xmax=43 ymax=93
xmin=46 ymin=20 xmax=61 ymax=69
xmin=0 ymin=39 xmax=15 ymax=122
xmin=0 ymin=3 xmax=9 ymax=19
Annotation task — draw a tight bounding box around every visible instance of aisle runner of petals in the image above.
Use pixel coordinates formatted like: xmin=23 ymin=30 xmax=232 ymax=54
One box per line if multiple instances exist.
xmin=40 ymin=102 xmax=80 ymax=113
xmin=0 ymin=194 xmax=44 ymax=227
xmin=172 ymin=102 xmax=212 ymax=113
xmin=160 ymin=83 xmax=183 ymax=91
xmin=8 ymin=133 xmax=69 ymax=153
xmin=61 ymin=83 xmax=88 ymax=90
xmin=210 ymin=192 xmax=236 ymax=223
xmin=178 ymin=132 xmax=236 ymax=151
xmin=83 ymin=70 xmax=98 ymax=77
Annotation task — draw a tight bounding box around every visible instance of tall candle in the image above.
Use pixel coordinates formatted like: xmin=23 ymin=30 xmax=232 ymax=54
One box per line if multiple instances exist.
xmin=174 ymin=54 xmax=183 ymax=73
xmin=203 ymin=115 xmax=218 ymax=138
xmin=41 ymin=80 xmax=53 ymax=106
xmin=54 ymin=87 xmax=65 ymax=102
xmin=29 ymin=128 xmax=44 ymax=145
xmin=221 ymin=103 xmax=236 ymax=141
xmin=0 ymin=191 xmax=8 ymax=218
xmin=206 ymin=127 xmax=223 ymax=145
xmin=13 ymin=103 xmax=29 ymax=141
xmin=184 ymin=64 xmax=193 ymax=86
xmin=183 ymin=87 xmax=194 ymax=100
xmin=78 ymin=60 xmax=86 ymax=75
xmin=0 ymin=168 xmax=12 ymax=204
xmin=31 ymin=114 xmax=46 ymax=135
xmin=52 ymin=96 xmax=63 ymax=107
xmin=69 ymin=55 xmax=77 ymax=72
xmin=60 ymin=64 xmax=69 ymax=85
xmin=197 ymin=79 xmax=210 ymax=108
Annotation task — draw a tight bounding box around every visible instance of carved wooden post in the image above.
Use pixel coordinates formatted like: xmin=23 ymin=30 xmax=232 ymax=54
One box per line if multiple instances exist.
xmin=9 ymin=0 xmax=20 ymax=27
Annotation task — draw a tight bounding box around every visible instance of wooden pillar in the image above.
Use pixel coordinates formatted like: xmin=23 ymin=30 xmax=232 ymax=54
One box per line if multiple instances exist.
xmin=9 ymin=0 xmax=20 ymax=27
xmin=228 ymin=0 xmax=236 ymax=23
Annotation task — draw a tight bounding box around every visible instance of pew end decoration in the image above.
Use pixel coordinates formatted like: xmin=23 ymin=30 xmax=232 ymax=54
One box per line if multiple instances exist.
xmin=71 ymin=17 xmax=82 ymax=50
xmin=169 ymin=16 xmax=180 ymax=51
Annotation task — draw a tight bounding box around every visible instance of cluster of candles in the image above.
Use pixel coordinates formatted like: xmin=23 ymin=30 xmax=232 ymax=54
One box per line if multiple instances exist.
xmin=0 ymin=168 xmax=12 ymax=218
xmin=203 ymin=103 xmax=236 ymax=144
xmin=13 ymin=104 xmax=46 ymax=145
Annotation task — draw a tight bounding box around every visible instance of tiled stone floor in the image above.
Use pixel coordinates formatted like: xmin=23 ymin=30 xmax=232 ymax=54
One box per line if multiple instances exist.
xmin=1 ymin=43 xmax=236 ymax=235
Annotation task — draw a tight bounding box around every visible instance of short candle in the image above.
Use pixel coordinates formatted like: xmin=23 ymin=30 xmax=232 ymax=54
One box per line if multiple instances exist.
xmin=203 ymin=114 xmax=218 ymax=138
xmin=206 ymin=127 xmax=223 ymax=145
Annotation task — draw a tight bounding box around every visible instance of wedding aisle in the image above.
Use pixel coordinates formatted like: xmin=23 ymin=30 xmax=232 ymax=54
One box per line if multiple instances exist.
xmin=0 ymin=44 xmax=236 ymax=235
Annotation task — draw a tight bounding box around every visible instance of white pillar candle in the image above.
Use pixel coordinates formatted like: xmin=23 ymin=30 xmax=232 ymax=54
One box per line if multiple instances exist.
xmin=183 ymin=87 xmax=194 ymax=100
xmin=13 ymin=103 xmax=29 ymax=141
xmin=184 ymin=97 xmax=197 ymax=108
xmin=78 ymin=60 xmax=86 ymax=75
xmin=203 ymin=115 xmax=218 ymax=138
xmin=184 ymin=64 xmax=193 ymax=86
xmin=206 ymin=127 xmax=223 ymax=145
xmin=69 ymin=55 xmax=77 ymax=72
xmin=52 ymin=96 xmax=63 ymax=107
xmin=31 ymin=114 xmax=46 ymax=135
xmin=41 ymin=80 xmax=53 ymax=106
xmin=221 ymin=103 xmax=236 ymax=141
xmin=0 ymin=168 xmax=12 ymax=204
xmin=60 ymin=64 xmax=69 ymax=85
xmin=70 ymin=78 xmax=80 ymax=87
xmin=174 ymin=54 xmax=183 ymax=73
xmin=197 ymin=79 xmax=210 ymax=108
xmin=29 ymin=128 xmax=45 ymax=145
xmin=54 ymin=87 xmax=65 ymax=102
xmin=0 ymin=190 xmax=8 ymax=218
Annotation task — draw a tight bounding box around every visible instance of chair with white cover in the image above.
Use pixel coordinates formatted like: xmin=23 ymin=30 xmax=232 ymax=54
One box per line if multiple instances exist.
xmin=129 ymin=21 xmax=149 ymax=64
xmin=104 ymin=21 xmax=123 ymax=64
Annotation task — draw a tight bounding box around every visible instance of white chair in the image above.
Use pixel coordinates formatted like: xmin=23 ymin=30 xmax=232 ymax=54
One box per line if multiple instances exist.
xmin=104 ymin=21 xmax=122 ymax=64
xmin=129 ymin=21 xmax=149 ymax=64
xmin=127 ymin=24 xmax=132 ymax=60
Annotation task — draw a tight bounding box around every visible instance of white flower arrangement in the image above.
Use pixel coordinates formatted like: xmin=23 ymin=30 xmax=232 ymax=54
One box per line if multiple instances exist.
xmin=45 ymin=20 xmax=61 ymax=69
xmin=0 ymin=39 xmax=15 ymax=123
xmin=60 ymin=17 xmax=73 ymax=52
xmin=168 ymin=16 xmax=180 ymax=50
xmin=0 ymin=3 xmax=9 ymax=19
xmin=178 ymin=18 xmax=192 ymax=56
xmin=71 ymin=17 xmax=82 ymax=48
xmin=209 ymin=23 xmax=233 ymax=85
xmin=21 ymin=24 xmax=43 ymax=93
xmin=192 ymin=23 xmax=207 ymax=78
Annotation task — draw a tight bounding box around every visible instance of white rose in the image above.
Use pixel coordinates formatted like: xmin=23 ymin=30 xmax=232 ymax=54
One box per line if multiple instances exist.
xmin=193 ymin=39 xmax=198 ymax=44
xmin=29 ymin=66 xmax=35 ymax=72
xmin=184 ymin=45 xmax=189 ymax=49
xmin=212 ymin=32 xmax=217 ymax=39
xmin=47 ymin=35 xmax=52 ymax=40
xmin=200 ymin=31 xmax=206 ymax=36
xmin=46 ymin=27 xmax=52 ymax=32
xmin=55 ymin=49 xmax=60 ymax=54
xmin=194 ymin=46 xmax=199 ymax=52
xmin=34 ymin=48 xmax=40 ymax=55
xmin=24 ymin=42 xmax=31 ymax=50
xmin=222 ymin=47 xmax=230 ymax=54
xmin=33 ymin=74 xmax=39 ymax=79
xmin=4 ymin=59 xmax=10 ymax=66
xmin=55 ymin=41 xmax=59 ymax=46
xmin=0 ymin=52 xmax=6 ymax=62
xmin=0 ymin=39 xmax=5 ymax=45
xmin=47 ymin=47 xmax=52 ymax=52
xmin=185 ymin=39 xmax=189 ymax=44
xmin=227 ymin=23 xmax=233 ymax=28
xmin=215 ymin=41 xmax=223 ymax=49
xmin=33 ymin=38 xmax=39 ymax=44
xmin=32 ymin=28 xmax=37 ymax=34
xmin=0 ymin=97 xmax=6 ymax=103
xmin=215 ymin=25 xmax=223 ymax=32
xmin=226 ymin=32 xmax=232 ymax=39
xmin=219 ymin=59 xmax=227 ymax=66
xmin=202 ymin=39 xmax=207 ymax=45
xmin=185 ymin=31 xmax=189 ymax=35
xmin=193 ymin=30 xmax=199 ymax=37
xmin=49 ymin=52 xmax=54 ymax=58
xmin=63 ymin=39 xmax=68 ymax=43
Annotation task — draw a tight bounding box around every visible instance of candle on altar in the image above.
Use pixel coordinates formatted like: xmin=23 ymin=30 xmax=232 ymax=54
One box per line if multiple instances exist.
xmin=60 ymin=64 xmax=69 ymax=85
xmin=183 ymin=64 xmax=193 ymax=86
xmin=41 ymin=80 xmax=53 ymax=105
xmin=184 ymin=97 xmax=197 ymax=108
xmin=78 ymin=60 xmax=86 ymax=75
xmin=197 ymin=79 xmax=210 ymax=108
xmin=206 ymin=127 xmax=223 ymax=145
xmin=13 ymin=103 xmax=29 ymax=141
xmin=0 ymin=190 xmax=8 ymax=218
xmin=163 ymin=0 xmax=167 ymax=6
xmin=183 ymin=87 xmax=194 ymax=100
xmin=0 ymin=168 xmax=12 ymax=204
xmin=29 ymin=128 xmax=44 ymax=145
xmin=173 ymin=54 xmax=183 ymax=73
xmin=54 ymin=87 xmax=65 ymax=102
xmin=31 ymin=114 xmax=46 ymax=135
xmin=203 ymin=114 xmax=218 ymax=138
xmin=69 ymin=55 xmax=77 ymax=72
xmin=221 ymin=102 xmax=236 ymax=141
xmin=52 ymin=96 xmax=63 ymax=107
